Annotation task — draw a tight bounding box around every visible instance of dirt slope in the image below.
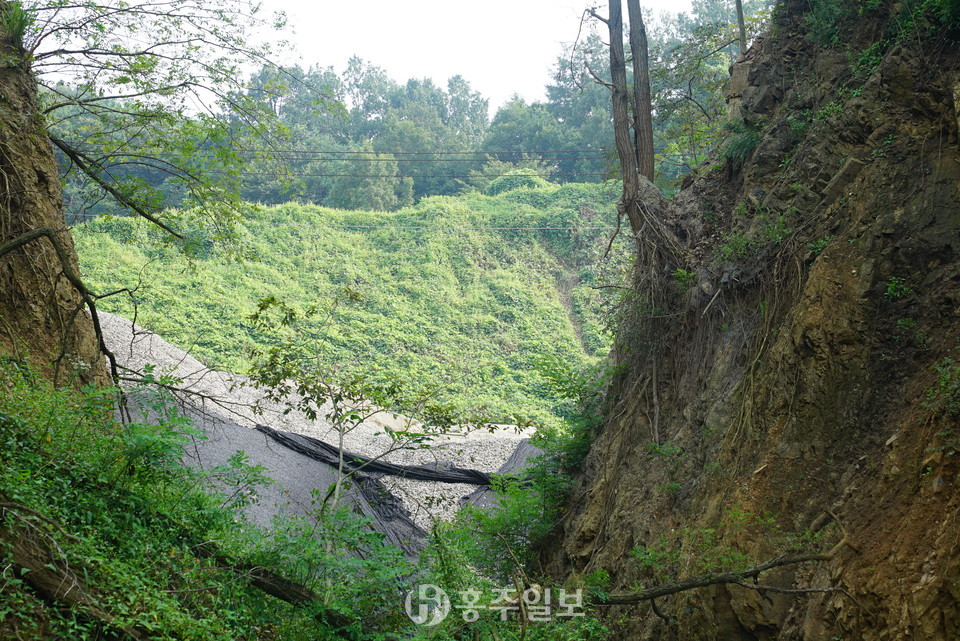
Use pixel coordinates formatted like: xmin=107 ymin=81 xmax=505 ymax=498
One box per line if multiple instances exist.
xmin=0 ymin=17 xmax=104 ymax=384
xmin=545 ymin=2 xmax=960 ymax=639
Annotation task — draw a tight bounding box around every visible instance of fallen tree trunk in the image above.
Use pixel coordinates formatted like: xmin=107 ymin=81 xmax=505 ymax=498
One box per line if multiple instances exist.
xmin=0 ymin=500 xmax=144 ymax=639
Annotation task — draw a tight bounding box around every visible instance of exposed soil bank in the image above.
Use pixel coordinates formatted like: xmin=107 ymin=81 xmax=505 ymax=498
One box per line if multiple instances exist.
xmin=544 ymin=2 xmax=960 ymax=639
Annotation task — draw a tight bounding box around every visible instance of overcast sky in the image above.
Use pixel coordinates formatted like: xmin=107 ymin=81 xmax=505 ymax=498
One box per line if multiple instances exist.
xmin=259 ymin=0 xmax=692 ymax=114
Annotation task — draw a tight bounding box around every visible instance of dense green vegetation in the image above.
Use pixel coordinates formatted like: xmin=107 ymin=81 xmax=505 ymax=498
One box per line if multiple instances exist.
xmin=74 ymin=182 xmax=628 ymax=425
xmin=0 ymin=363 xmax=615 ymax=640
xmin=0 ymin=365 xmax=408 ymax=639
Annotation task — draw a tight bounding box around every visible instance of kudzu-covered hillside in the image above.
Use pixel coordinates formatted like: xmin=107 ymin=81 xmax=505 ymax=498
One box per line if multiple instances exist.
xmin=74 ymin=182 xmax=628 ymax=425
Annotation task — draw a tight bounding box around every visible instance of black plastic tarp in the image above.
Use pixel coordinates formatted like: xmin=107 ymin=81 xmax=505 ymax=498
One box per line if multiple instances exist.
xmin=254 ymin=424 xmax=495 ymax=485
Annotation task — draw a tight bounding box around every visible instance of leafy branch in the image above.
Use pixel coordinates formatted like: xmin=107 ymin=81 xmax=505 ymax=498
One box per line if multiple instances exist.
xmin=51 ymin=136 xmax=184 ymax=237
xmin=19 ymin=0 xmax=329 ymax=241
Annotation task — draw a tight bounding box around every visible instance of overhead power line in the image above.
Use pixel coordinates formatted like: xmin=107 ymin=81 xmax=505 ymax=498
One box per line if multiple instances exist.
xmin=238 ymin=223 xmax=619 ymax=231
xmin=230 ymin=148 xmax=610 ymax=157
xmin=231 ymin=155 xmax=607 ymax=163
xmin=67 ymin=212 xmax=619 ymax=232
xmin=206 ymin=170 xmax=611 ymax=179
xmin=69 ymin=144 xmax=610 ymax=157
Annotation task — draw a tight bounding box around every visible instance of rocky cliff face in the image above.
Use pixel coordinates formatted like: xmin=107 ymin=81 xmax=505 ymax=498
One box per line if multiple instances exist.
xmin=546 ymin=2 xmax=960 ymax=639
xmin=0 ymin=11 xmax=105 ymax=384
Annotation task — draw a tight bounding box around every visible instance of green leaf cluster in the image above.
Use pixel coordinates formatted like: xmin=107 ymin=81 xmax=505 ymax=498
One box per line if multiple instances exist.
xmin=925 ymin=356 xmax=960 ymax=418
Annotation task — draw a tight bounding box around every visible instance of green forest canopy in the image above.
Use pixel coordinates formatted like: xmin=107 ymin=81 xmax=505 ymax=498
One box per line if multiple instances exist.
xmin=54 ymin=0 xmax=772 ymax=224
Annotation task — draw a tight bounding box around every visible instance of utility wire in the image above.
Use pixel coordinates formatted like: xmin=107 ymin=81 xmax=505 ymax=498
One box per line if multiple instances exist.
xmin=205 ymin=170 xmax=611 ymax=179
xmin=68 ymin=145 xmax=610 ymax=157
xmin=232 ymin=149 xmax=609 ymax=158
xmin=230 ymin=155 xmax=607 ymax=163
xmin=61 ymin=143 xmax=613 ymax=175
xmin=64 ymin=165 xmax=614 ymax=179
xmin=67 ymin=212 xmax=619 ymax=231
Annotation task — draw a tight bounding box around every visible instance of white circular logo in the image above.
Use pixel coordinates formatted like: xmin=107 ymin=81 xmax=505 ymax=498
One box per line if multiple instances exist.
xmin=404 ymin=584 xmax=450 ymax=626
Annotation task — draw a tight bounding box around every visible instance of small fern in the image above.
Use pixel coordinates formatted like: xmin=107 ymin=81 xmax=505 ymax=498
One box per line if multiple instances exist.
xmin=1 ymin=2 xmax=33 ymax=48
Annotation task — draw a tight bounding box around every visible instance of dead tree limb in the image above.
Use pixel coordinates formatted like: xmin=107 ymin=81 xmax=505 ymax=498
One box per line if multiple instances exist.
xmin=0 ymin=500 xmax=144 ymax=639
xmin=594 ymin=552 xmax=832 ymax=606
xmin=0 ymin=496 xmax=355 ymax=632
xmin=50 ymin=137 xmax=183 ymax=239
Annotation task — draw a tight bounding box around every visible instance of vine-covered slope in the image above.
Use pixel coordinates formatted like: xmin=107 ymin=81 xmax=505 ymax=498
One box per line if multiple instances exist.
xmin=74 ymin=183 xmax=627 ymax=424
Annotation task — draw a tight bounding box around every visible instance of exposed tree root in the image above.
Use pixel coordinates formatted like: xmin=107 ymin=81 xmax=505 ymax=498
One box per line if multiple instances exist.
xmin=0 ymin=226 xmax=118 ymax=382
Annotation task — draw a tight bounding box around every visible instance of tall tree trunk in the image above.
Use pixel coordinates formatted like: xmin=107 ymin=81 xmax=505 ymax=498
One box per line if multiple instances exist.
xmin=737 ymin=0 xmax=747 ymax=56
xmin=0 ymin=1 xmax=106 ymax=385
xmin=626 ymin=0 xmax=655 ymax=182
xmin=736 ymin=0 xmax=748 ymax=55
xmin=606 ymin=0 xmax=643 ymax=234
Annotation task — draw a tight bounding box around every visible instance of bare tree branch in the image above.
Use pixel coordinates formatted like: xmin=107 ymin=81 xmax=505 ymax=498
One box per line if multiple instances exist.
xmin=585 ymin=62 xmax=614 ymax=89
xmin=586 ymin=7 xmax=609 ymax=25
xmin=50 ymin=137 xmax=184 ymax=239
xmin=594 ymin=552 xmax=833 ymax=606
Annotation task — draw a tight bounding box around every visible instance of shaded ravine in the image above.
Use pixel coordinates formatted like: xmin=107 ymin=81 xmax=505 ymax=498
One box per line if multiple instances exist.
xmin=544 ymin=2 xmax=960 ymax=639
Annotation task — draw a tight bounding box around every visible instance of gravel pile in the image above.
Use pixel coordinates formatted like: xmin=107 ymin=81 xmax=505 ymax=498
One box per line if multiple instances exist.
xmin=99 ymin=312 xmax=537 ymax=536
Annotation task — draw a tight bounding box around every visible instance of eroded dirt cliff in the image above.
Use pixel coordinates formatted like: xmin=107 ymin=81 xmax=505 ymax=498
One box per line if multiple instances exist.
xmin=0 ymin=12 xmax=104 ymax=384
xmin=546 ymin=2 xmax=960 ymax=639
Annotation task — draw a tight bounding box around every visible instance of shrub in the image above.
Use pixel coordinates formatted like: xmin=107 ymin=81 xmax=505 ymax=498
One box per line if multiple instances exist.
xmin=808 ymin=236 xmax=834 ymax=256
xmin=884 ymin=276 xmax=912 ymax=299
xmin=672 ymin=268 xmax=697 ymax=291
xmin=925 ymin=357 xmax=960 ymax=418
xmin=805 ymin=0 xmax=849 ymax=47
xmin=717 ymin=232 xmax=755 ymax=261
xmin=485 ymin=169 xmax=551 ymax=196
xmin=815 ymin=100 xmax=845 ymax=122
